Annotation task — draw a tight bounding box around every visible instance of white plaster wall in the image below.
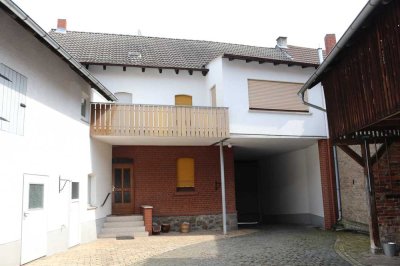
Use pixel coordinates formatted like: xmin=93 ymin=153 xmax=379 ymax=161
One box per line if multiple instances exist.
xmin=89 ymin=66 xmax=209 ymax=106
xmin=221 ymin=59 xmax=327 ymax=137
xmin=0 ymin=9 xmax=111 ymax=257
xmin=205 ymin=58 xmax=224 ymax=107
xmin=259 ymin=143 xmax=323 ymax=217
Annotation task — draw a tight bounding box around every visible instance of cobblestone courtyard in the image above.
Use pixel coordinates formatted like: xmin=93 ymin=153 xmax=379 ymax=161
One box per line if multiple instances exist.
xmin=28 ymin=225 xmax=400 ymax=266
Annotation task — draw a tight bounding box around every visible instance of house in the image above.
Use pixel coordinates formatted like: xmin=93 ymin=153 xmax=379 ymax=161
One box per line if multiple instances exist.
xmin=299 ymin=0 xmax=400 ymax=253
xmin=0 ymin=0 xmax=116 ymax=265
xmin=49 ymin=18 xmax=332 ymax=231
xmin=0 ymin=0 xmax=336 ymax=264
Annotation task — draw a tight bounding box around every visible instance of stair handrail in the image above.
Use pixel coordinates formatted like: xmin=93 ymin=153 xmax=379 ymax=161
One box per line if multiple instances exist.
xmin=101 ymin=192 xmax=111 ymax=207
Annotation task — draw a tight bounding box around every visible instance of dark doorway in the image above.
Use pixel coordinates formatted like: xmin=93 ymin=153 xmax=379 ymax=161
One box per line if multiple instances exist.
xmin=235 ymin=161 xmax=260 ymax=224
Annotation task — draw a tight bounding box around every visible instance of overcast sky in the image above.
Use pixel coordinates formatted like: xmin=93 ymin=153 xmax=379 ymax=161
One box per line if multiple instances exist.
xmin=13 ymin=0 xmax=368 ymax=49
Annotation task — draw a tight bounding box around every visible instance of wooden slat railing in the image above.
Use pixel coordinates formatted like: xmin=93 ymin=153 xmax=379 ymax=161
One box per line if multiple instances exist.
xmin=90 ymin=103 xmax=230 ymax=138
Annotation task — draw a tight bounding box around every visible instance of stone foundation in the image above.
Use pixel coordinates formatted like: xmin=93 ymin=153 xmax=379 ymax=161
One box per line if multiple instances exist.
xmin=153 ymin=213 xmax=238 ymax=232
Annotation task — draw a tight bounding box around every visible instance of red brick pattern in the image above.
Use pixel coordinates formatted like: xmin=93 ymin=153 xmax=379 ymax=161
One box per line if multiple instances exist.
xmin=57 ymin=19 xmax=67 ymax=30
xmin=113 ymin=146 xmax=236 ymax=216
xmin=318 ymin=139 xmax=338 ymax=229
xmin=324 ymin=34 xmax=337 ymax=55
xmin=372 ymin=142 xmax=400 ymax=242
xmin=141 ymin=206 xmax=153 ymax=235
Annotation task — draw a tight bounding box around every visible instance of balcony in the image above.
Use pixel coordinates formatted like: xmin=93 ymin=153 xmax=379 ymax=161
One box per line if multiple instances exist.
xmin=90 ymin=103 xmax=230 ymax=140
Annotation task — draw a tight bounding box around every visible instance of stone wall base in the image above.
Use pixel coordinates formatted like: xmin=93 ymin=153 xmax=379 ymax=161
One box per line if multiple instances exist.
xmin=342 ymin=219 xmax=369 ymax=233
xmin=154 ymin=213 xmax=238 ymax=232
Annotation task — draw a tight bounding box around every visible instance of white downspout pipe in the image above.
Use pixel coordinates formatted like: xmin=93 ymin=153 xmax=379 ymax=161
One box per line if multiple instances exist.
xmin=219 ymin=141 xmax=227 ymax=235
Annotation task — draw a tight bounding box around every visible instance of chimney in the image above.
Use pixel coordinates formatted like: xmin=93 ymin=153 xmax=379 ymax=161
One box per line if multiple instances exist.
xmin=324 ymin=34 xmax=336 ymax=55
xmin=56 ymin=19 xmax=67 ymax=33
xmin=276 ymin=36 xmax=288 ymax=48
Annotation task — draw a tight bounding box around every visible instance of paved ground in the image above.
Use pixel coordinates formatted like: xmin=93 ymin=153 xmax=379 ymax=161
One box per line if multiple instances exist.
xmin=28 ymin=225 xmax=400 ymax=266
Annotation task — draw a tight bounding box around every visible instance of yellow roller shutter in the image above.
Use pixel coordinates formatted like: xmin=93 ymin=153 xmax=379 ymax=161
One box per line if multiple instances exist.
xmin=177 ymin=158 xmax=194 ymax=188
xmin=175 ymin=95 xmax=192 ymax=106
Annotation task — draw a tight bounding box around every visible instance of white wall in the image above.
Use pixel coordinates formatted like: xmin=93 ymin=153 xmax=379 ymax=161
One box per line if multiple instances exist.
xmin=0 ymin=9 xmax=111 ymax=260
xmin=89 ymin=65 xmax=209 ymax=106
xmin=221 ymin=58 xmax=327 ymax=137
xmin=259 ymin=143 xmax=324 ymax=220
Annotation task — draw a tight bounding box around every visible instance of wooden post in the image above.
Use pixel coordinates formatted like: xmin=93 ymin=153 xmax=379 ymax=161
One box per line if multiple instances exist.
xmin=361 ymin=139 xmax=381 ymax=253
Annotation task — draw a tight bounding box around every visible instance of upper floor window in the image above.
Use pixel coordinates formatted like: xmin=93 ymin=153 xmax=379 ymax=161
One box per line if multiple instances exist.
xmin=115 ymin=92 xmax=133 ymax=104
xmin=81 ymin=92 xmax=89 ymax=121
xmin=248 ymin=79 xmax=308 ymax=113
xmin=177 ymin=157 xmax=195 ymax=192
xmin=175 ymin=95 xmax=192 ymax=106
xmin=0 ymin=63 xmax=27 ymax=135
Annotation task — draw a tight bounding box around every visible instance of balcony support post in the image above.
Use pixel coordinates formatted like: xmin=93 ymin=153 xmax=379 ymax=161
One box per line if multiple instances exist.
xmin=219 ymin=141 xmax=227 ymax=235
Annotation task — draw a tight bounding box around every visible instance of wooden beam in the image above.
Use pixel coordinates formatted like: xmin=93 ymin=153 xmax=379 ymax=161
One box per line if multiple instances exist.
xmin=246 ymin=59 xmax=252 ymax=63
xmin=202 ymin=70 xmax=207 ymax=76
xmin=175 ymin=69 xmax=179 ymax=74
xmin=123 ymin=66 xmax=126 ymax=71
xmin=85 ymin=64 xmax=89 ymax=69
xmin=259 ymin=61 xmax=265 ymax=64
xmin=142 ymin=68 xmax=145 ymax=72
xmin=370 ymin=140 xmax=393 ymax=165
xmin=158 ymin=68 xmax=162 ymax=74
xmin=188 ymin=70 xmax=193 ymax=75
xmin=361 ymin=140 xmax=381 ymax=252
xmin=338 ymin=145 xmax=364 ymax=167
xmin=228 ymin=58 xmax=234 ymax=61
xmin=103 ymin=65 xmax=106 ymax=70
xmin=288 ymin=63 xmax=294 ymax=67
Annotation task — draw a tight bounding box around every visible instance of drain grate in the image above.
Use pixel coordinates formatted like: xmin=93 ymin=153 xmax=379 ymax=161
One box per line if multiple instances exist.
xmin=116 ymin=236 xmax=134 ymax=240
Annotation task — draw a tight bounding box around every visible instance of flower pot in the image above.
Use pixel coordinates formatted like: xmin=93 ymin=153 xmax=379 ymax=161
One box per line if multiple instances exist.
xmin=180 ymin=222 xmax=190 ymax=233
xmin=161 ymin=223 xmax=170 ymax=233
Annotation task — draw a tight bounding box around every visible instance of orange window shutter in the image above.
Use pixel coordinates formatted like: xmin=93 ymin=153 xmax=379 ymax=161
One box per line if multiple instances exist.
xmin=175 ymin=95 xmax=192 ymax=106
xmin=177 ymin=158 xmax=194 ymax=187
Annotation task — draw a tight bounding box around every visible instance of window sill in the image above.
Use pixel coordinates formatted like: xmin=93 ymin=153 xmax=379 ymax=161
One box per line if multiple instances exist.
xmin=249 ymin=108 xmax=312 ymax=115
xmin=174 ymin=191 xmax=198 ymax=196
xmin=87 ymin=205 xmax=97 ymax=210
xmin=81 ymin=117 xmax=89 ymax=124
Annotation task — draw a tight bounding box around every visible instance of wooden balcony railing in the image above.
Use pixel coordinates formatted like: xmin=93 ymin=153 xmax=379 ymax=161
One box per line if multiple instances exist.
xmin=90 ymin=103 xmax=230 ymax=138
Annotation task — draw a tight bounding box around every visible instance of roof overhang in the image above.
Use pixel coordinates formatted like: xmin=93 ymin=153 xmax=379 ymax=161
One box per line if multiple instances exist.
xmin=222 ymin=54 xmax=318 ymax=69
xmin=298 ymin=0 xmax=388 ymax=95
xmin=0 ymin=0 xmax=117 ymax=101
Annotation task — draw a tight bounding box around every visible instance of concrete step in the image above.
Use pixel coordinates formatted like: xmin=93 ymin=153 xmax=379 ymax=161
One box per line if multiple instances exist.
xmin=105 ymin=215 xmax=143 ymax=222
xmin=98 ymin=231 xmax=149 ymax=238
xmin=101 ymin=226 xmax=146 ymax=234
xmin=103 ymin=221 xmax=144 ymax=228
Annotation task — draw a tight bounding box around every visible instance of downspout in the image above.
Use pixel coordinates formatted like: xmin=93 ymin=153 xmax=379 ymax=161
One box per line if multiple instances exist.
xmin=219 ymin=141 xmax=227 ymax=235
xmin=333 ymin=146 xmax=342 ymax=221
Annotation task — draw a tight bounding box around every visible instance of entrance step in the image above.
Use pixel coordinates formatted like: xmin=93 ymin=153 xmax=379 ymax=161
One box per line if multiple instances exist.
xmin=98 ymin=215 xmax=148 ymax=238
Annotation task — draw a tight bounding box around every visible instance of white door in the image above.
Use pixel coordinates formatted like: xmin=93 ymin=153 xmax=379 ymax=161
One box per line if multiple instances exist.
xmin=69 ymin=182 xmax=80 ymax=247
xmin=21 ymin=174 xmax=48 ymax=265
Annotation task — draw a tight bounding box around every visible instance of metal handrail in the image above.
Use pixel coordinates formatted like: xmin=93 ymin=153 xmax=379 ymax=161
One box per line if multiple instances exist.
xmin=101 ymin=192 xmax=111 ymax=207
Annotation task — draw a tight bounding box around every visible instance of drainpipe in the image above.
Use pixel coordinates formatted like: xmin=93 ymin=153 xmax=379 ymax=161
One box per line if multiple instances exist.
xmin=219 ymin=141 xmax=227 ymax=235
xmin=332 ymin=145 xmax=342 ymax=221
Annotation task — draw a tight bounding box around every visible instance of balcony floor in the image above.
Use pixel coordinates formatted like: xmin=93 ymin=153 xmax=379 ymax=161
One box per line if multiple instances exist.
xmin=92 ymin=135 xmax=225 ymax=146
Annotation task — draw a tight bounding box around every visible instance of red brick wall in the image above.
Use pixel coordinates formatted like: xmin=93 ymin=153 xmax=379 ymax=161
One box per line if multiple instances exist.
xmin=324 ymin=34 xmax=337 ymax=55
xmin=318 ymin=139 xmax=338 ymax=229
xmin=373 ymin=142 xmax=400 ymax=242
xmin=113 ymin=146 xmax=236 ymax=216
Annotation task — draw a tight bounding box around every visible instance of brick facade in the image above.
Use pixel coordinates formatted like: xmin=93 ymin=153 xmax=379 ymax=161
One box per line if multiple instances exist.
xmin=373 ymin=142 xmax=400 ymax=243
xmin=318 ymin=139 xmax=338 ymax=229
xmin=113 ymin=145 xmax=236 ymax=217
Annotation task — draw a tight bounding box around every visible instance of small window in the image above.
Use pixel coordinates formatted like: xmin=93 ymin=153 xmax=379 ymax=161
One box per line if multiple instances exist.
xmin=177 ymin=158 xmax=195 ymax=191
xmin=29 ymin=184 xmax=44 ymax=209
xmin=115 ymin=92 xmax=133 ymax=104
xmin=81 ymin=92 xmax=89 ymax=120
xmin=175 ymin=95 xmax=192 ymax=106
xmin=72 ymin=182 xmax=79 ymax=200
xmin=87 ymin=174 xmax=95 ymax=206
xmin=210 ymin=86 xmax=216 ymax=107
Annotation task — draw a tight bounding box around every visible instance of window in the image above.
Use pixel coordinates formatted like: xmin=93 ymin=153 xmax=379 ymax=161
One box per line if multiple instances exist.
xmin=71 ymin=182 xmax=79 ymax=200
xmin=29 ymin=184 xmax=44 ymax=209
xmin=177 ymin=158 xmax=195 ymax=191
xmin=115 ymin=92 xmax=133 ymax=104
xmin=248 ymin=79 xmax=308 ymax=112
xmin=175 ymin=95 xmax=192 ymax=106
xmin=81 ymin=92 xmax=89 ymax=121
xmin=87 ymin=174 xmax=95 ymax=206
xmin=0 ymin=63 xmax=27 ymax=135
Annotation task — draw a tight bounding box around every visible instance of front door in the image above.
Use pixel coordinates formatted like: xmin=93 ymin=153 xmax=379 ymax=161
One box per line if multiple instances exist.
xmin=112 ymin=164 xmax=134 ymax=215
xmin=21 ymin=174 xmax=47 ymax=265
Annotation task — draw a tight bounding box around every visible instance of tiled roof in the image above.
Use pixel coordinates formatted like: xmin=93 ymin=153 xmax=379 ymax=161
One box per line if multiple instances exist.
xmin=282 ymin=45 xmax=326 ymax=65
xmin=49 ymin=30 xmax=321 ymax=69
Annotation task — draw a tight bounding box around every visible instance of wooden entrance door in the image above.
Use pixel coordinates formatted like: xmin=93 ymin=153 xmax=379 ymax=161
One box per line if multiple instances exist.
xmin=112 ymin=164 xmax=134 ymax=215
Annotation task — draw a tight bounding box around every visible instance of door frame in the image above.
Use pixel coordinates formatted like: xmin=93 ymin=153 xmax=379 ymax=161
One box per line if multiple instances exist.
xmin=112 ymin=163 xmax=134 ymax=215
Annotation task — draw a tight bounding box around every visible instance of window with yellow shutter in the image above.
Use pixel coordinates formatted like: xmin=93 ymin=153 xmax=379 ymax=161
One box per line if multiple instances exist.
xmin=176 ymin=158 xmax=195 ymax=191
xmin=175 ymin=95 xmax=192 ymax=106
